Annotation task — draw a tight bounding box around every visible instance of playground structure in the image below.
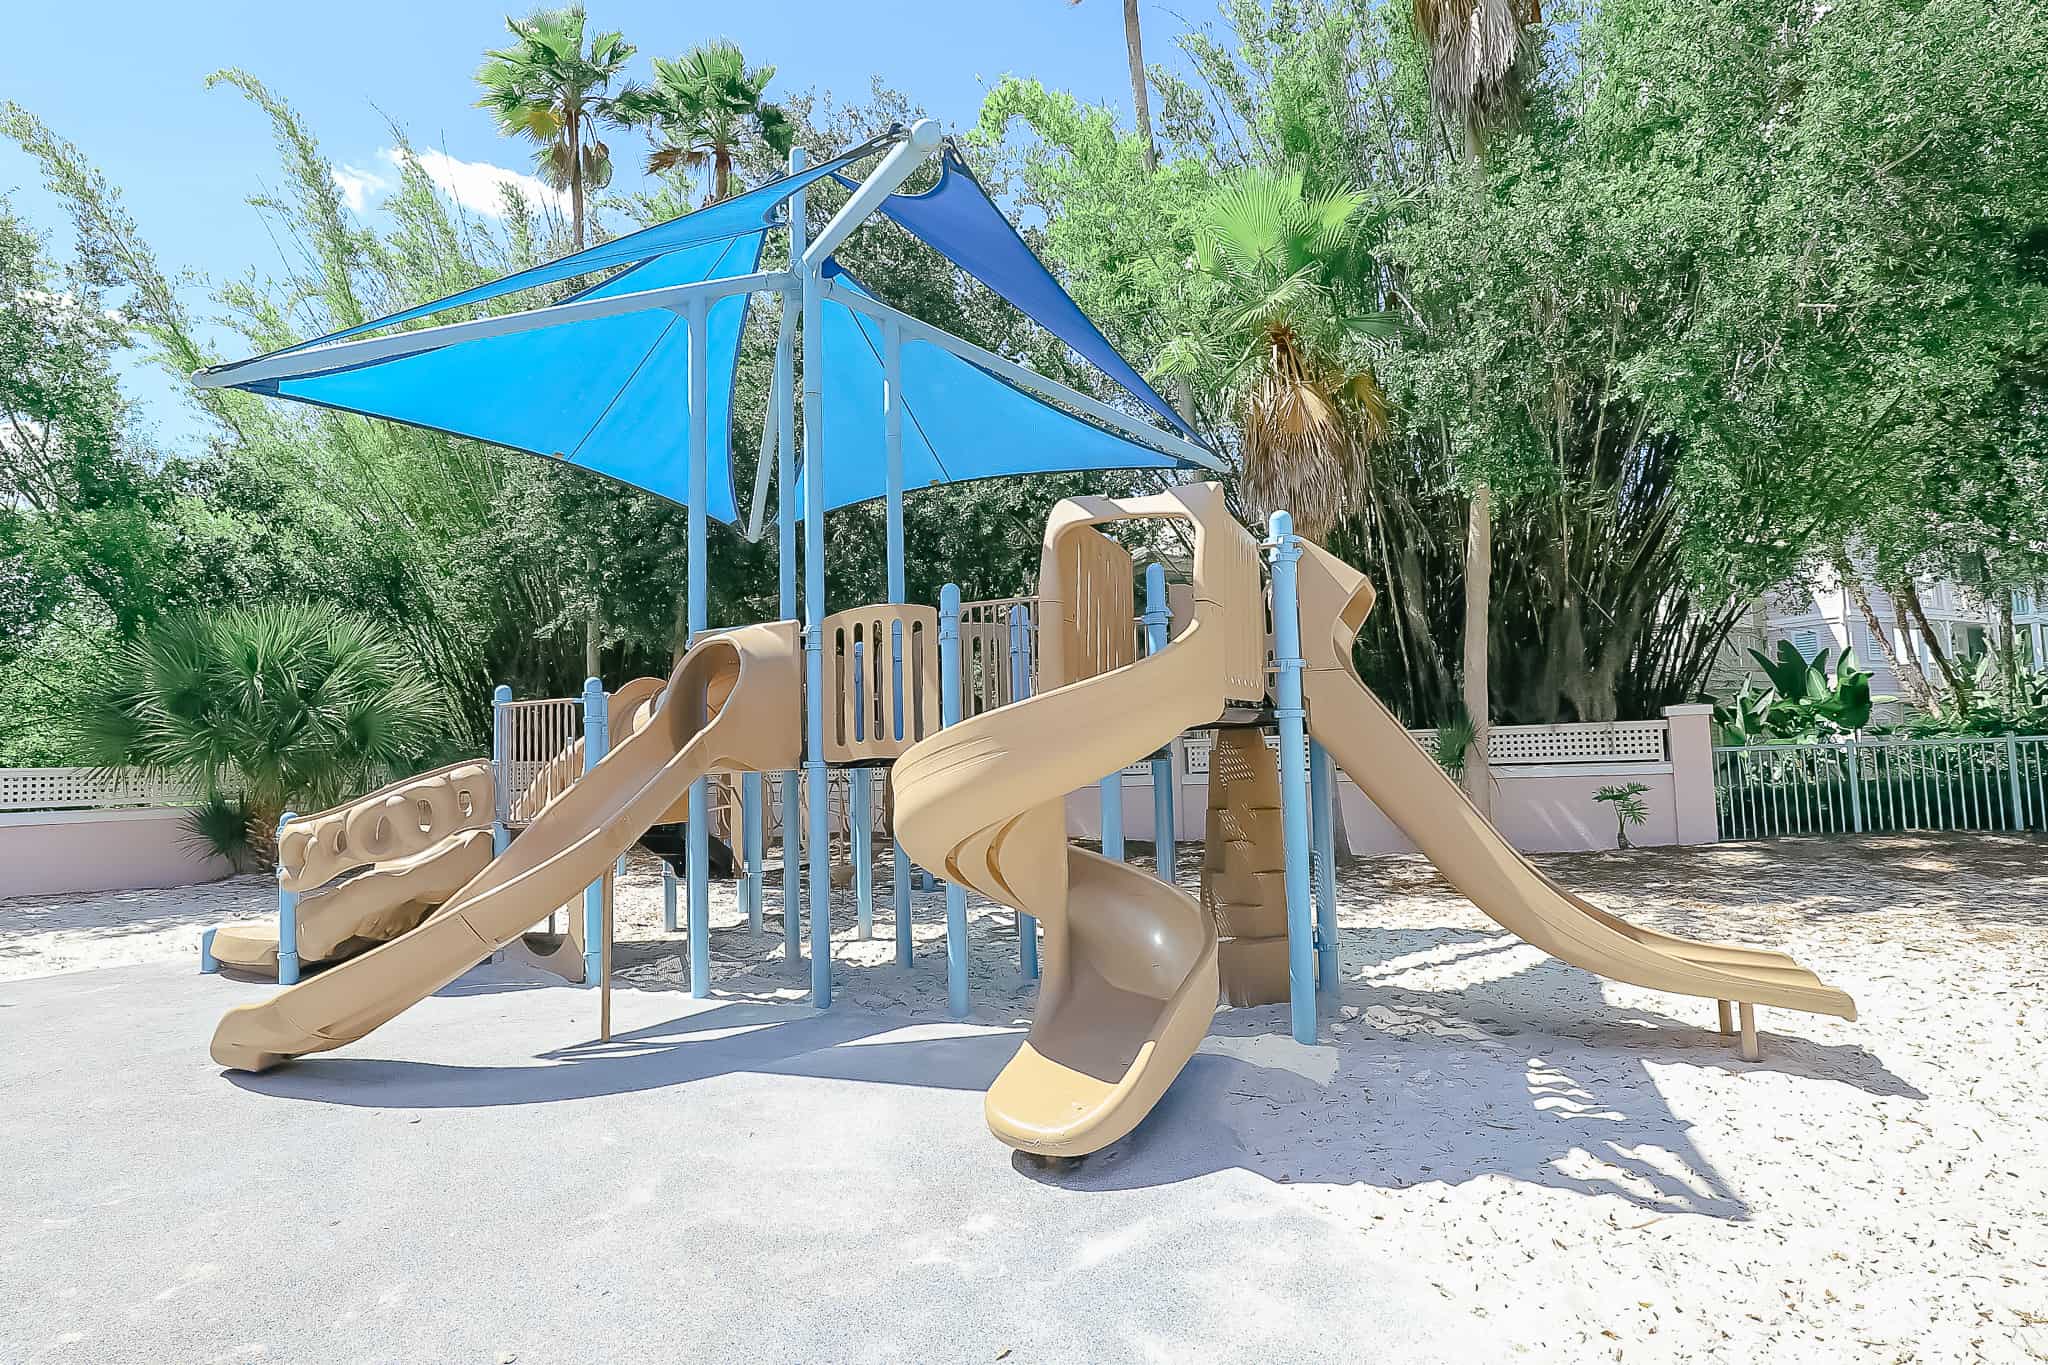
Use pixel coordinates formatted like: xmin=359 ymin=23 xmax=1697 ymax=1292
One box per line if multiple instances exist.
xmin=191 ymin=121 xmax=1856 ymax=1155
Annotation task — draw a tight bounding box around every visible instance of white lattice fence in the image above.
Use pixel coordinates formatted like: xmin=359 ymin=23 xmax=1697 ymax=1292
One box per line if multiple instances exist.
xmin=0 ymin=767 xmax=206 ymax=812
xmin=1181 ymin=719 xmax=1668 ymax=778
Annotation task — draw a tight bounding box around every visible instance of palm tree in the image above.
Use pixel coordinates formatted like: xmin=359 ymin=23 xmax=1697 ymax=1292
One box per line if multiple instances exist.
xmin=475 ymin=6 xmax=636 ymax=675
xmin=1070 ymin=0 xmax=1158 ymax=173
xmin=626 ymin=41 xmax=793 ymax=205
xmin=1412 ymin=0 xmax=1541 ymax=813
xmin=1158 ymin=168 xmax=1394 ymax=543
xmin=69 ymin=604 xmax=452 ymax=866
xmin=473 ymin=6 xmax=637 ymax=253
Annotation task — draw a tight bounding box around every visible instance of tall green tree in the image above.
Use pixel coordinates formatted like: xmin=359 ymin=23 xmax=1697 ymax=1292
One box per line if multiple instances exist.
xmin=474 ymin=6 xmax=638 ymax=674
xmin=1069 ymin=0 xmax=1160 ymax=173
xmin=626 ymin=41 xmax=793 ymax=204
xmin=1412 ymin=0 xmax=1541 ymax=812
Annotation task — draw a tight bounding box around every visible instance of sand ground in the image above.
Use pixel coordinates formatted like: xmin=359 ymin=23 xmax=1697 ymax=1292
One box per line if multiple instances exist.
xmin=2 ymin=832 xmax=2044 ymax=1362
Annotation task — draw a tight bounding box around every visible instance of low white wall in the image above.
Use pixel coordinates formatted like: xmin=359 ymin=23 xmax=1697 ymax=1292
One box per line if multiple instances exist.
xmin=0 ymin=808 xmax=232 ymax=898
xmin=1064 ymin=706 xmax=1719 ymax=856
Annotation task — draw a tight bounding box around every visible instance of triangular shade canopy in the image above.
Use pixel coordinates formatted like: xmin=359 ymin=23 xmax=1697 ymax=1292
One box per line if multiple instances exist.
xmin=793 ymin=266 xmax=1184 ymax=512
xmin=193 ymin=142 xmax=888 ymax=520
xmin=835 ymin=145 xmax=1200 ymax=443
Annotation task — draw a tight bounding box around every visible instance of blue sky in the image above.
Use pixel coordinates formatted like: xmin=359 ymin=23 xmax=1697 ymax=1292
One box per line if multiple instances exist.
xmin=0 ymin=1 xmax=1188 ymax=457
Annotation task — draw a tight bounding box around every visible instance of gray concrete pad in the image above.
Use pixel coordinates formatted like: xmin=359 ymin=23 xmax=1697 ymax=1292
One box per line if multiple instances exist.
xmin=0 ymin=962 xmax=1469 ymax=1364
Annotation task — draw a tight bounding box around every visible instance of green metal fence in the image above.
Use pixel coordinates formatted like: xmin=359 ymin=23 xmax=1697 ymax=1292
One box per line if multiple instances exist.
xmin=1714 ymin=734 xmax=2048 ymax=839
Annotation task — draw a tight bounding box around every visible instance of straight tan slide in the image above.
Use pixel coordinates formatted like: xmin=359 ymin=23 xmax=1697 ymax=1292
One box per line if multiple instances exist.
xmin=210 ymin=620 xmax=803 ymax=1072
xmin=1293 ymin=539 xmax=1857 ymax=1021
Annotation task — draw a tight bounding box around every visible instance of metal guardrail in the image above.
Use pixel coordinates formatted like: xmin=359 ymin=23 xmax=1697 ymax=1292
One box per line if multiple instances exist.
xmin=1714 ymin=734 xmax=2048 ymax=839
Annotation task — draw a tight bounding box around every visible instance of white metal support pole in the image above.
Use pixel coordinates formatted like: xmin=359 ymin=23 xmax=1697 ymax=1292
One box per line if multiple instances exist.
xmin=883 ymin=315 xmax=913 ymax=966
xmin=685 ymin=293 xmax=712 ymax=998
xmin=778 ymin=147 xmax=805 ymax=965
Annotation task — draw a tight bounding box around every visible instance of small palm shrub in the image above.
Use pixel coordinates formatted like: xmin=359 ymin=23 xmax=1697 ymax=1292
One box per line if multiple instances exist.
xmin=68 ymin=603 xmax=453 ymax=864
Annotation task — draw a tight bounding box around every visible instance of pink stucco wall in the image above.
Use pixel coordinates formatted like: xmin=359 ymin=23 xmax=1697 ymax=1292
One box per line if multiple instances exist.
xmin=0 ymin=809 xmax=232 ymax=898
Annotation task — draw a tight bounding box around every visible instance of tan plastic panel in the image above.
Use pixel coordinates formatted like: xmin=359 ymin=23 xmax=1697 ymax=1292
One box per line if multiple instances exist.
xmin=511 ymin=677 xmax=666 ymax=824
xmin=1292 ymin=538 xmax=1857 ymax=1021
xmin=209 ymin=828 xmax=496 ymax=974
xmin=278 ymin=761 xmax=493 ymax=893
xmin=820 ymin=604 xmax=941 ymax=763
xmin=897 ymin=483 xmax=1260 ymax=1157
xmin=1203 ymin=728 xmax=1292 ymax=1006
xmin=210 ymin=620 xmax=805 ymax=1072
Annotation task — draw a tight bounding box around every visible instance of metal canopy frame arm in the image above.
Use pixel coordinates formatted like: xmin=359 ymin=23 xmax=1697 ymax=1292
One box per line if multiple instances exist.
xmin=192 ymin=270 xmax=791 ymax=391
xmin=817 ymin=277 xmax=1223 ymax=473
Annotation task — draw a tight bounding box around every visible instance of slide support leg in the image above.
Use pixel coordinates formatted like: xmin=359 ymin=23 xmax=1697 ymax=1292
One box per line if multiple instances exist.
xmin=1143 ymin=564 xmax=1176 ymax=884
xmin=939 ymin=585 xmax=969 ymax=1017
xmin=854 ymin=768 xmax=874 ymax=938
xmin=1311 ymin=739 xmax=1339 ymax=993
xmin=744 ymin=772 xmax=765 ymax=935
xmin=687 ymin=776 xmax=710 ymax=997
xmin=199 ymin=927 xmax=219 ymax=974
xmin=1738 ymin=1004 xmax=1760 ymax=1062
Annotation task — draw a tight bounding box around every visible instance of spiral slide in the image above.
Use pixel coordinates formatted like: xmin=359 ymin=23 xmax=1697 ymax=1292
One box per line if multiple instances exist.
xmin=210 ymin=621 xmax=803 ymax=1072
xmin=1293 ymin=539 xmax=1858 ymax=1023
xmin=895 ymin=485 xmax=1266 ymax=1157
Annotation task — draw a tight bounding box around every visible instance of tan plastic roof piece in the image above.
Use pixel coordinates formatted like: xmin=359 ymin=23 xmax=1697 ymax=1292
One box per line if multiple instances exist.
xmin=210 ymin=620 xmax=804 ymax=1072
xmin=1292 ymin=538 xmax=1857 ymax=1021
xmin=895 ymin=483 xmax=1257 ymax=1157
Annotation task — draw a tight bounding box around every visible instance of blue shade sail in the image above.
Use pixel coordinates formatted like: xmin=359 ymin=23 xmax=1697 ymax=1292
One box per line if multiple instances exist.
xmin=253 ymin=230 xmax=765 ymax=520
xmin=836 ymin=145 xmax=1201 ymax=443
xmin=792 ymin=266 xmax=1183 ymax=514
xmin=224 ymin=135 xmax=887 ymax=361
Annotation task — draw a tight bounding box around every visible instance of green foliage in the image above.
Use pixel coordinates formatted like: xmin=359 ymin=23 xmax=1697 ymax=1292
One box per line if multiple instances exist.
xmin=183 ymin=791 xmax=258 ymax=872
xmin=67 ymin=603 xmax=454 ymax=843
xmin=473 ymin=5 xmax=637 ymax=225
xmin=624 ymin=40 xmax=794 ymax=201
xmin=1896 ymin=656 xmax=2048 ymax=737
xmin=1431 ymin=705 xmax=1477 ymax=779
xmin=1712 ymin=642 xmax=1882 ymax=744
xmin=1592 ymin=781 xmax=1649 ymax=848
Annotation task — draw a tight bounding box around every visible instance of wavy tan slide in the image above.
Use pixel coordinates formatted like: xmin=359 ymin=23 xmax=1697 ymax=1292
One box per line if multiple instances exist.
xmin=210 ymin=621 xmax=803 ymax=1072
xmin=896 ymin=485 xmax=1268 ymax=1156
xmin=1293 ymin=539 xmax=1857 ymax=1029
xmin=208 ymin=762 xmax=498 ymax=976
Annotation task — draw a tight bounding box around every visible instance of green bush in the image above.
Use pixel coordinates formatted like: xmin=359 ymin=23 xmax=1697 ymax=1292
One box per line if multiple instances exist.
xmin=67 ymin=603 xmax=454 ymax=861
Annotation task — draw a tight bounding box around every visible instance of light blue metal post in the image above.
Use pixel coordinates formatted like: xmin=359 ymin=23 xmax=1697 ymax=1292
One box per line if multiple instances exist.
xmin=1310 ymin=738 xmax=1338 ymax=993
xmin=778 ymin=147 xmax=804 ymax=966
xmin=801 ymin=240 xmax=832 ymax=1011
xmin=490 ymin=684 xmax=512 ymax=856
xmin=685 ymin=293 xmax=713 ymax=999
xmin=580 ymin=678 xmax=609 ymax=989
xmin=853 ymin=640 xmax=874 ymax=938
xmin=1266 ymin=513 xmax=1317 ymax=1043
xmin=884 ymin=317 xmax=913 ymax=967
xmin=663 ymin=863 xmax=678 ymax=934
xmin=1143 ymin=564 xmax=1177 ymax=884
xmin=743 ymin=772 xmax=765 ymax=933
xmin=198 ymin=927 xmax=220 ymax=974
xmin=275 ymin=810 xmax=300 ymax=985
xmin=1008 ymin=605 xmax=1039 ymax=979
xmin=939 ymin=585 xmax=969 ymax=1018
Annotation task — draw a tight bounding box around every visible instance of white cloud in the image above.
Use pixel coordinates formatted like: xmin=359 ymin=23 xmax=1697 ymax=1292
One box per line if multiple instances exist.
xmin=379 ymin=147 xmax=569 ymax=218
xmin=329 ymin=163 xmax=390 ymax=214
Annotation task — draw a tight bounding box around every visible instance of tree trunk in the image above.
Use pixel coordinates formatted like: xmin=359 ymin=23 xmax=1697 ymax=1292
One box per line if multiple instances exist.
xmin=1122 ymin=0 xmax=1158 ymax=173
xmin=1838 ymin=558 xmax=1925 ymax=707
xmin=713 ymin=144 xmax=732 ymax=204
xmin=567 ymin=105 xmax=603 ymax=680
xmin=1462 ymin=482 xmax=1492 ymax=815
xmin=1899 ymin=580 xmax=1968 ymax=709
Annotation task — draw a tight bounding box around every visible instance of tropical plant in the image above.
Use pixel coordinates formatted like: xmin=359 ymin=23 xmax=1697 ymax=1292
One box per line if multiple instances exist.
xmin=1430 ymin=705 xmax=1477 ymax=779
xmin=624 ymin=41 xmax=793 ymax=204
xmin=1710 ymin=642 xmax=1882 ymax=744
xmin=1593 ymin=781 xmax=1649 ymax=849
xmin=66 ymin=603 xmax=454 ymax=862
xmin=474 ymin=6 xmax=637 ymax=251
xmin=1156 ymin=167 xmax=1394 ymax=543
